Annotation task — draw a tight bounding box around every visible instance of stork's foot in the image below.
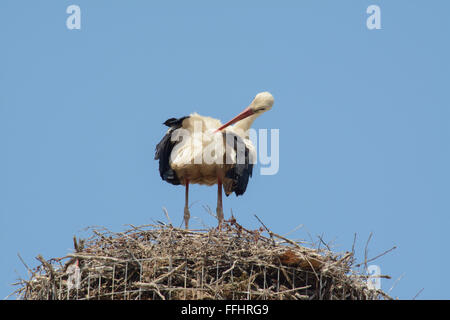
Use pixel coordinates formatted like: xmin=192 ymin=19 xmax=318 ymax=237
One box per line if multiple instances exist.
xmin=184 ymin=206 xmax=190 ymax=229
xmin=216 ymin=206 xmax=224 ymax=229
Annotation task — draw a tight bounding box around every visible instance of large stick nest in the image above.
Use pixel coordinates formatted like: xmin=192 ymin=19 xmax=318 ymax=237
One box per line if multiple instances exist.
xmin=12 ymin=218 xmax=391 ymax=300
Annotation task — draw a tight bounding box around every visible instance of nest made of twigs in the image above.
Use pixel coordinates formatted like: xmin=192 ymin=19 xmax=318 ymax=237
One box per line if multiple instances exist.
xmin=12 ymin=218 xmax=392 ymax=300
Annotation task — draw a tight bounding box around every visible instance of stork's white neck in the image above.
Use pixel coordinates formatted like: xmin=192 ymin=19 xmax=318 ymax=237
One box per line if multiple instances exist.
xmin=233 ymin=113 xmax=260 ymax=137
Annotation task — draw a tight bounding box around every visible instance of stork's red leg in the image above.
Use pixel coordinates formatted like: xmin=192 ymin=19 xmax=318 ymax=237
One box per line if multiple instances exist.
xmin=216 ymin=177 xmax=224 ymax=228
xmin=184 ymin=179 xmax=190 ymax=229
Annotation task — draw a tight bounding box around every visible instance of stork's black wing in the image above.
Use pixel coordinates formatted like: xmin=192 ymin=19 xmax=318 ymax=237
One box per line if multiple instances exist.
xmin=224 ymin=132 xmax=254 ymax=196
xmin=154 ymin=116 xmax=188 ymax=185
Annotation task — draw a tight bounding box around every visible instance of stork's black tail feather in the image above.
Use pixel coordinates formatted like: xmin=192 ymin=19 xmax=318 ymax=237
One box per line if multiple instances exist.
xmin=224 ymin=132 xmax=254 ymax=196
xmin=154 ymin=116 xmax=188 ymax=185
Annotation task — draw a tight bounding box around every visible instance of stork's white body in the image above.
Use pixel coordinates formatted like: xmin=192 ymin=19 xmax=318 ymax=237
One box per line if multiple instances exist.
xmin=170 ymin=112 xmax=256 ymax=187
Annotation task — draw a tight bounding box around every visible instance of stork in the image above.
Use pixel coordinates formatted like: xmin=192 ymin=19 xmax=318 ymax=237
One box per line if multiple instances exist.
xmin=155 ymin=92 xmax=274 ymax=228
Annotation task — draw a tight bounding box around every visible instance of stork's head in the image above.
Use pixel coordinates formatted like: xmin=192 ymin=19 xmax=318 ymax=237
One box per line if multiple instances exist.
xmin=216 ymin=91 xmax=274 ymax=132
xmin=250 ymin=91 xmax=274 ymax=114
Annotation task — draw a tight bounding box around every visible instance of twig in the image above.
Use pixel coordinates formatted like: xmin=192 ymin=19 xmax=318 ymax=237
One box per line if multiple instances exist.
xmin=162 ymin=207 xmax=172 ymax=226
xmin=67 ymin=253 xmax=125 ymax=263
xmin=366 ymin=246 xmax=397 ymax=264
xmin=274 ymin=285 xmax=311 ymax=295
xmin=317 ymin=234 xmax=331 ymax=251
xmin=351 ymin=233 xmax=357 ymax=265
xmin=412 ymin=288 xmax=424 ymax=300
xmin=355 ymin=245 xmax=397 ymax=268
xmin=282 ymin=223 xmax=304 ymax=237
xmin=363 ymin=232 xmax=373 ymax=272
xmin=17 ymin=253 xmax=33 ymax=275
xmin=254 ymin=214 xmax=275 ymax=245
xmin=153 ymin=262 xmax=187 ymax=284
xmin=36 ymin=255 xmax=55 ymax=279
xmin=388 ymin=272 xmax=405 ymax=294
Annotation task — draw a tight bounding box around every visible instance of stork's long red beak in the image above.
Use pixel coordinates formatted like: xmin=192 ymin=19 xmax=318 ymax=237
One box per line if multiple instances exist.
xmin=214 ymin=107 xmax=255 ymax=132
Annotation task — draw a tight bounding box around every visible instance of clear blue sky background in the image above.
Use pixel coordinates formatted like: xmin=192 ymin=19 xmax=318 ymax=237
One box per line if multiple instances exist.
xmin=1 ymin=0 xmax=449 ymax=299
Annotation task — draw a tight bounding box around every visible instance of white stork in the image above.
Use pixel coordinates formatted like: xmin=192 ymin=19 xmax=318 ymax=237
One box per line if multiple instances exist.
xmin=155 ymin=92 xmax=274 ymax=228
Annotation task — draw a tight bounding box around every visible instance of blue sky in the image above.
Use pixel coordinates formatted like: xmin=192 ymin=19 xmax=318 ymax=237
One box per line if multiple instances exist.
xmin=1 ymin=0 xmax=449 ymax=299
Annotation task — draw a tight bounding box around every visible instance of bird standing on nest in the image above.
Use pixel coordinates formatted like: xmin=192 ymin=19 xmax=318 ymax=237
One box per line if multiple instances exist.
xmin=155 ymin=92 xmax=274 ymax=228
